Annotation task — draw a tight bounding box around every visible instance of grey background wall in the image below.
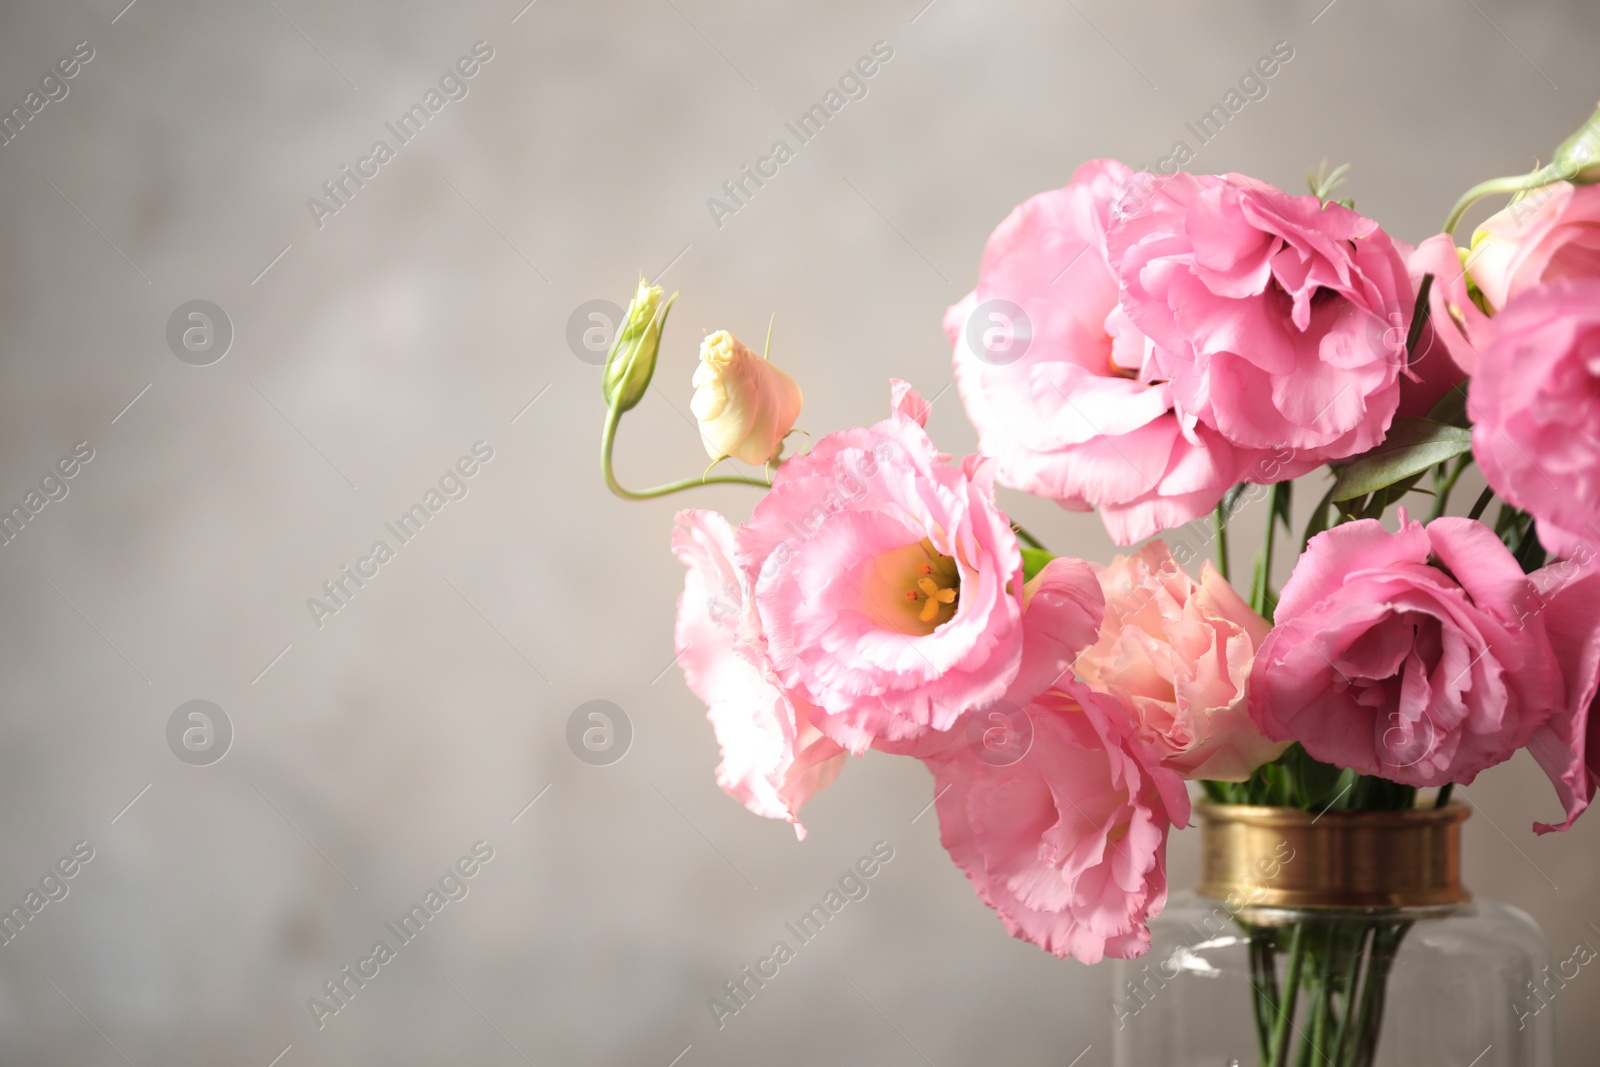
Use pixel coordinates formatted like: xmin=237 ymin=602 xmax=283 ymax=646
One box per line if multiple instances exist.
xmin=0 ymin=0 xmax=1596 ymax=1063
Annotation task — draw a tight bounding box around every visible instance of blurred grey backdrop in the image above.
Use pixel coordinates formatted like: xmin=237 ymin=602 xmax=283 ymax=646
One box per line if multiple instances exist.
xmin=1 ymin=0 xmax=1598 ymax=1063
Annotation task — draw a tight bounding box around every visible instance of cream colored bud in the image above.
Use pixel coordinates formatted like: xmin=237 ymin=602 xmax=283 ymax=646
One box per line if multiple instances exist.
xmin=691 ymin=330 xmax=802 ymax=466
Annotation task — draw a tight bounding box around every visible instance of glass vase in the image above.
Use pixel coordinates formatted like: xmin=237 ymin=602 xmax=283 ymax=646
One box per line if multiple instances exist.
xmin=1112 ymin=803 xmax=1554 ymax=1067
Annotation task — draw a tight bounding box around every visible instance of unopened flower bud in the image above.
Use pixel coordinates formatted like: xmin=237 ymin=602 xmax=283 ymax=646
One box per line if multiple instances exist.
xmin=603 ymin=280 xmax=677 ymax=415
xmin=1551 ymin=103 xmax=1600 ymax=185
xmin=691 ymin=330 xmax=803 ymax=466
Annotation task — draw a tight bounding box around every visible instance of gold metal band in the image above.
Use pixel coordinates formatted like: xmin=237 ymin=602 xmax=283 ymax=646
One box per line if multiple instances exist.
xmin=1196 ymin=801 xmax=1470 ymax=911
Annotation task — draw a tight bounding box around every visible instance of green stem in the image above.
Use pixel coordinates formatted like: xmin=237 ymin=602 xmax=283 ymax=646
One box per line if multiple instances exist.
xmin=1466 ymin=486 xmax=1495 ymax=522
xmin=1247 ymin=930 xmax=1277 ymax=1067
xmin=1355 ymin=922 xmax=1410 ymax=1064
xmin=601 ymin=401 xmax=771 ymax=500
xmin=1295 ymin=964 xmax=1324 ymax=1067
xmin=1252 ymin=483 xmax=1286 ymax=618
xmin=1330 ymin=926 xmax=1374 ymax=1067
xmin=1270 ymin=925 xmax=1307 ymax=1067
xmin=1444 ymin=171 xmax=1558 ymax=235
xmin=1012 ymin=524 xmax=1047 ymax=551
xmin=1426 ymin=455 xmax=1471 ymax=522
xmin=1215 ymin=499 xmax=1232 ymax=582
xmin=1435 ymin=783 xmax=1454 ymax=810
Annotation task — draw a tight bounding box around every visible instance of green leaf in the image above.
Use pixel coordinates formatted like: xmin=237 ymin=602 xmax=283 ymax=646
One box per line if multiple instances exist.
xmin=1292 ymin=746 xmax=1348 ymax=812
xmin=1514 ymin=519 xmax=1548 ymax=573
xmin=1330 ymin=418 xmax=1472 ymax=502
xmin=1020 ymin=547 xmax=1056 ymax=584
xmin=1272 ymin=479 xmax=1294 ymax=528
xmin=1302 ymin=480 xmax=1339 ymax=548
xmin=1426 ymin=382 xmax=1471 ymax=428
xmin=1367 ymin=471 xmax=1428 ymax=517
xmin=1404 ymin=273 xmax=1435 ymax=358
xmin=1221 ymin=482 xmax=1249 ymax=519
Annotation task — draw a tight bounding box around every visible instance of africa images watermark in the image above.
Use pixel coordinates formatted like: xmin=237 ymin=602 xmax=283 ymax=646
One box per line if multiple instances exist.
xmin=1128 ymin=41 xmax=1296 ymax=184
xmin=305 ymin=40 xmax=496 ymax=230
xmin=707 ymin=840 xmax=896 ymax=1030
xmin=0 ymin=441 xmax=95 ymax=549
xmin=0 ymin=840 xmax=95 ymax=949
xmin=306 ymin=440 xmax=495 ymax=630
xmin=1109 ymin=837 xmax=1295 ymax=1030
xmin=306 ymin=840 xmax=496 ymax=1030
xmin=705 ymin=40 xmax=896 ymax=230
xmin=0 ymin=39 xmax=95 ymax=149
xmin=1514 ymin=923 xmax=1600 ymax=1031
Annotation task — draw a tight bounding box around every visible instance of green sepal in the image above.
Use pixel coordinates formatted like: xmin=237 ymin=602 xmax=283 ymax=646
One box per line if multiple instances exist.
xmin=1021 ymin=547 xmax=1056 ymax=584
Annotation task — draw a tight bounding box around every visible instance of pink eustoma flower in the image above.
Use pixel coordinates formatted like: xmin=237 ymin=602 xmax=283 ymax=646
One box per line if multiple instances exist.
xmin=1470 ymin=279 xmax=1600 ymax=559
xmin=673 ymin=509 xmax=845 ymax=838
xmin=947 ymin=160 xmax=1312 ymax=544
xmin=922 ymin=679 xmax=1189 ymax=964
xmin=1249 ymin=513 xmax=1562 ymax=787
xmin=737 ymin=382 xmax=1095 ymax=753
xmin=1109 ymin=171 xmax=1413 ymax=462
xmin=1523 ymin=550 xmax=1600 ymax=833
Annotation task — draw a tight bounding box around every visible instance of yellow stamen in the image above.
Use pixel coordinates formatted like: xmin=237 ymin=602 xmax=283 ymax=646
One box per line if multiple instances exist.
xmin=915 ymin=576 xmax=957 ymax=622
xmin=865 ymin=537 xmax=962 ymax=635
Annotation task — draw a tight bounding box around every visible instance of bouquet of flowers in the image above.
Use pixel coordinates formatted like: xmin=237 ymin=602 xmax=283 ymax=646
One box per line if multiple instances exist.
xmin=599 ymin=105 xmax=1600 ymax=1065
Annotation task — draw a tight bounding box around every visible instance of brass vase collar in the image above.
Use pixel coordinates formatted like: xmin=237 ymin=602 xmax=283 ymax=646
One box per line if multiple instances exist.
xmin=1196 ymin=801 xmax=1470 ymax=911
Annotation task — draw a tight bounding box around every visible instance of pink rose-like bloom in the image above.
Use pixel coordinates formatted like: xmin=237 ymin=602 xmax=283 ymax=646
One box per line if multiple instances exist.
xmin=923 ymin=680 xmax=1189 ymax=964
xmin=673 ymin=509 xmax=845 ymax=838
xmin=737 ymin=383 xmax=1072 ymax=753
xmin=947 ymin=160 xmax=1313 ymax=545
xmin=1250 ymin=514 xmax=1562 ymax=787
xmin=1076 ymin=541 xmax=1287 ymax=781
xmin=1470 ymin=280 xmax=1600 ymax=559
xmin=1469 ymin=181 xmax=1600 ymax=313
xmin=1110 ymin=172 xmax=1414 ymax=462
xmin=1523 ymin=550 xmax=1600 ymax=833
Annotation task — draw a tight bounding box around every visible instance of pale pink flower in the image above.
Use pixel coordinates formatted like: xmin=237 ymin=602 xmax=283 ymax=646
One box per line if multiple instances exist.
xmin=1249 ymin=513 xmax=1562 ymax=787
xmin=1075 ymin=541 xmax=1286 ymax=781
xmin=1469 ymin=181 xmax=1600 ymax=313
xmin=673 ymin=509 xmax=844 ymax=838
xmin=1109 ymin=171 xmax=1413 ymax=461
xmin=947 ymin=160 xmax=1311 ymax=544
xmin=921 ymin=679 xmax=1189 ymax=964
xmin=1469 ymin=280 xmax=1600 ymax=559
xmin=875 ymin=555 xmax=1109 ymax=760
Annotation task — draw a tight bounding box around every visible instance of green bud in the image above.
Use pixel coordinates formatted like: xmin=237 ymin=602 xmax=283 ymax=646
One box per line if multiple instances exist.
xmin=1550 ymin=103 xmax=1600 ymax=185
xmin=602 ymin=279 xmax=678 ymax=414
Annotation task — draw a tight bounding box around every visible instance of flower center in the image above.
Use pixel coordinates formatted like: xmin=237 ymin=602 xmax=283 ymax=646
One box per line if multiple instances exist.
xmin=1104 ymin=333 xmax=1140 ymax=380
xmin=864 ymin=537 xmax=961 ymax=635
